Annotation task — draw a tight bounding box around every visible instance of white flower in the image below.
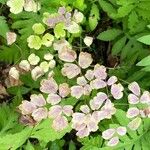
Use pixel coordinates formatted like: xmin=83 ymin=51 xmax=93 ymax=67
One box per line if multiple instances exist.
xmin=24 ymin=0 xmax=41 ymax=12
xmin=28 ymin=53 xmax=40 ymax=65
xmin=40 ymin=61 xmax=50 ymax=73
xmin=65 ymin=21 xmax=80 ymax=33
xmin=9 ymin=67 xmax=19 ymax=80
xmin=83 ymin=36 xmax=93 ymax=47
xmin=19 ymin=60 xmax=30 ymax=71
xmin=73 ymin=10 xmax=84 ymax=23
xmin=49 ymin=60 xmax=56 ymax=69
xmin=44 ymin=53 xmax=54 ymax=61
xmin=7 ymin=0 xmax=24 ymax=14
xmin=6 ymin=32 xmax=17 ymax=45
xmin=31 ymin=66 xmax=44 ymax=81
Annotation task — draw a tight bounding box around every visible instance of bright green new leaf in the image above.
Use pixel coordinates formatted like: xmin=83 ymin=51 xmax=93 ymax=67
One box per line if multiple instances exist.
xmin=32 ymin=23 xmax=45 ymax=35
xmin=54 ymin=23 xmax=66 ymax=39
xmin=137 ymin=55 xmax=150 ymax=66
xmin=89 ymin=4 xmax=100 ymax=31
xmin=137 ymin=35 xmax=150 ymax=45
xmin=97 ymin=28 xmax=122 ymax=41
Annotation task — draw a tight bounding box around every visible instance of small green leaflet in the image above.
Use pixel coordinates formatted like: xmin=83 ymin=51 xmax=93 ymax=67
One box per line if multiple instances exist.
xmin=0 ymin=16 xmax=9 ymax=38
xmin=137 ymin=35 xmax=150 ymax=45
xmin=89 ymin=4 xmax=100 ymax=31
xmin=137 ymin=55 xmax=150 ymax=66
xmin=97 ymin=28 xmax=122 ymax=41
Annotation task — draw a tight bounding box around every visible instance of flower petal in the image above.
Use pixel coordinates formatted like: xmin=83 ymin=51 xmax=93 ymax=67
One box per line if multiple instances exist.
xmin=128 ymin=94 xmax=139 ymax=104
xmin=128 ymin=82 xmax=141 ymax=96
xmin=107 ymin=136 xmax=119 ymax=147
xmin=128 ymin=117 xmax=142 ymax=130
xmin=107 ymin=76 xmax=118 ymax=86
xmin=63 ymin=105 xmax=73 ymax=116
xmin=94 ymin=64 xmax=107 ymax=79
xmin=47 ymin=93 xmax=61 ymax=105
xmin=80 ymin=105 xmax=90 ymax=114
xmin=48 ymin=105 xmax=62 ymax=118
xmin=126 ymin=107 xmax=140 ymax=118
xmin=71 ymin=85 xmax=84 ymax=99
xmin=102 ymin=128 xmax=116 ymax=140
xmin=116 ymin=126 xmax=127 ymax=136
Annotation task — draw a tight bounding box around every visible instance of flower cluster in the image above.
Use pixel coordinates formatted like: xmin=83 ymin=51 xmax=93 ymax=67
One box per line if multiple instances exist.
xmin=7 ymin=0 xmax=41 ymax=14
xmin=126 ymin=82 xmax=150 ymax=130
xmin=72 ymin=93 xmax=116 ymax=138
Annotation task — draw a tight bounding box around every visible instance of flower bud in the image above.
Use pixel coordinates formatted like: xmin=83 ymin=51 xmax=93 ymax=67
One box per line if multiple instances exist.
xmin=19 ymin=60 xmax=30 ymax=71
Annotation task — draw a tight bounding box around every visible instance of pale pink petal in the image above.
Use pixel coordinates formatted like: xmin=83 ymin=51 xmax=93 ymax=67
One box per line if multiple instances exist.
xmin=48 ymin=105 xmax=62 ymax=118
xmin=72 ymin=123 xmax=86 ymax=131
xmin=128 ymin=117 xmax=142 ymax=130
xmin=90 ymin=79 xmax=107 ymax=90
xmin=63 ymin=105 xmax=73 ymax=116
xmin=71 ymin=85 xmax=84 ymax=99
xmin=111 ymin=83 xmax=124 ymax=100
xmin=85 ymin=70 xmax=94 ymax=81
xmin=116 ymin=126 xmax=127 ymax=136
xmin=30 ymin=94 xmax=46 ymax=107
xmin=98 ymin=110 xmax=108 ymax=120
xmin=128 ymin=82 xmax=141 ymax=96
xmin=126 ymin=107 xmax=140 ymax=118
xmin=94 ymin=64 xmax=107 ymax=79
xmin=78 ymin=52 xmax=93 ymax=69
xmin=77 ymin=76 xmax=87 ymax=86
xmin=80 ymin=105 xmax=90 ymax=114
xmin=61 ymin=63 xmax=81 ymax=79
xmin=58 ymin=46 xmax=77 ymax=62
xmin=40 ymin=78 xmax=58 ymax=94
xmin=128 ymin=94 xmax=139 ymax=104
xmin=107 ymin=76 xmax=118 ymax=86
xmin=59 ymin=83 xmax=70 ymax=98
xmin=76 ymin=127 xmax=89 ymax=138
xmin=47 ymin=93 xmax=61 ymax=105
xmin=83 ymin=84 xmax=92 ymax=96
xmin=32 ymin=107 xmax=48 ymax=122
xmin=97 ymin=92 xmax=108 ymax=101
xmin=72 ymin=113 xmax=85 ymax=123
xmin=52 ymin=116 xmax=68 ymax=131
xmin=140 ymin=91 xmax=150 ymax=104
xmin=102 ymin=128 xmax=115 ymax=140
xmin=6 ymin=32 xmax=17 ymax=45
xmin=87 ymin=121 xmax=98 ymax=132
xmin=107 ymin=136 xmax=119 ymax=147
xmin=18 ymin=100 xmax=36 ymax=115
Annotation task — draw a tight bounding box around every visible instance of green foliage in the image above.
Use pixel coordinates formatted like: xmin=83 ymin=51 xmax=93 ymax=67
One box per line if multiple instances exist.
xmin=0 ymin=16 xmax=9 ymax=38
xmin=137 ymin=34 xmax=150 ymax=45
xmin=97 ymin=28 xmax=122 ymax=41
xmin=89 ymin=4 xmax=100 ymax=31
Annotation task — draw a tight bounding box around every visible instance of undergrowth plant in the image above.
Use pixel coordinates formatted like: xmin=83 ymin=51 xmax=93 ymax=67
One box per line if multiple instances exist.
xmin=0 ymin=0 xmax=150 ymax=150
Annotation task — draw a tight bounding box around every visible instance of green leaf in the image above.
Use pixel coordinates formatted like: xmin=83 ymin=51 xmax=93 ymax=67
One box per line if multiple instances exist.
xmin=112 ymin=36 xmax=127 ymax=55
xmin=137 ymin=55 xmax=150 ymax=66
xmin=0 ymin=0 xmax=7 ymax=4
xmin=89 ymin=4 xmax=100 ymax=31
xmin=54 ymin=23 xmax=66 ymax=39
xmin=30 ymin=119 xmax=72 ymax=144
xmin=0 ymin=127 xmax=32 ymax=150
xmin=73 ymin=0 xmax=86 ymax=11
xmin=24 ymin=141 xmax=35 ymax=150
xmin=137 ymin=35 xmax=150 ymax=45
xmin=98 ymin=0 xmax=117 ymax=18
xmin=0 ymin=16 xmax=9 ymax=38
xmin=97 ymin=28 xmax=122 ymax=41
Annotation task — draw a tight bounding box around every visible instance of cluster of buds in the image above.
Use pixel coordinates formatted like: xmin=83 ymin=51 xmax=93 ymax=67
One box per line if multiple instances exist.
xmin=9 ymin=52 xmax=56 ymax=81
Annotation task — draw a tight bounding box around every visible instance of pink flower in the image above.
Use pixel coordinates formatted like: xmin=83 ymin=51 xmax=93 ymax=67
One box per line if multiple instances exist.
xmin=94 ymin=64 xmax=107 ymax=79
xmin=140 ymin=91 xmax=150 ymax=104
xmin=77 ymin=76 xmax=87 ymax=86
xmin=48 ymin=105 xmax=73 ymax=131
xmin=30 ymin=94 xmax=46 ymax=107
xmin=32 ymin=107 xmax=48 ymax=122
xmin=83 ymin=84 xmax=92 ymax=96
xmin=52 ymin=115 xmax=68 ymax=131
xmin=40 ymin=78 xmax=58 ymax=94
xmin=111 ymin=83 xmax=124 ymax=100
xmin=78 ymin=52 xmax=93 ymax=69
xmin=47 ymin=93 xmax=61 ymax=105
xmin=58 ymin=46 xmax=77 ymax=62
xmin=59 ymin=83 xmax=70 ymax=98
xmin=71 ymin=85 xmax=84 ymax=99
xmin=6 ymin=32 xmax=17 ymax=45
xmin=102 ymin=126 xmax=127 ymax=147
xmin=18 ymin=100 xmax=36 ymax=115
xmin=128 ymin=82 xmax=141 ymax=96
xmin=128 ymin=117 xmax=142 ymax=130
xmin=61 ymin=63 xmax=81 ymax=79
